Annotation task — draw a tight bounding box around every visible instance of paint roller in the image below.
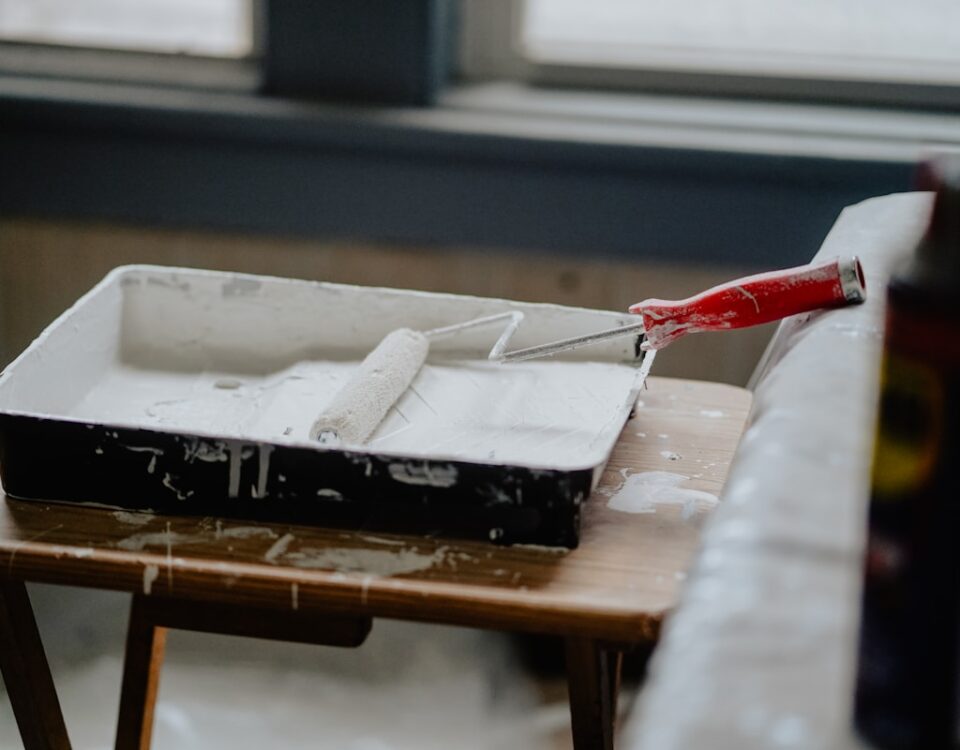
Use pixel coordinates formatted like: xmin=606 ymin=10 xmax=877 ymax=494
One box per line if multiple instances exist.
xmin=313 ymin=257 xmax=866 ymax=445
xmin=492 ymin=256 xmax=867 ymax=361
xmin=311 ymin=312 xmax=523 ymax=445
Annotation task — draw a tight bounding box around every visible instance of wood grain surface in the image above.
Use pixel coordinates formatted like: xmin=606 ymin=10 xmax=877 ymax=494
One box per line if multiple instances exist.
xmin=115 ymin=595 xmax=166 ymax=750
xmin=0 ymin=377 xmax=750 ymax=644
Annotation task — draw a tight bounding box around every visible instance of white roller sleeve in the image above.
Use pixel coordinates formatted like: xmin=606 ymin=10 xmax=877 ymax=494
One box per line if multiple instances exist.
xmin=311 ymin=328 xmax=430 ymax=445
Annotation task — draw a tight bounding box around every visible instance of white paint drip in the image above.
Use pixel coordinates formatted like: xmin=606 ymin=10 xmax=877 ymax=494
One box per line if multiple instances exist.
xmin=264 ymin=533 xmax=295 ymax=562
xmin=125 ymin=445 xmax=163 ymax=474
xmin=118 ymin=530 xmax=202 ymax=551
xmin=388 ymin=463 xmax=458 ymax=488
xmin=113 ymin=510 xmax=154 ymax=526
xmin=606 ymin=471 xmax=718 ymax=520
xmin=700 ymin=409 xmax=725 ymax=418
xmin=660 ymin=451 xmax=682 ymax=461
xmin=290 ymin=582 xmax=299 ymax=610
xmin=255 ymin=444 xmax=273 ymax=499
xmin=165 ymin=521 xmax=174 ymax=588
xmin=71 ymin=547 xmax=95 ymax=558
xmin=281 ymin=546 xmax=448 ymax=576
xmin=143 ymin=564 xmax=159 ymax=594
xmin=227 ymin=441 xmax=243 ymax=498
xmin=184 ymin=440 xmax=230 ymax=464
xmin=316 ymin=488 xmax=344 ymax=501
xmin=219 ymin=526 xmax=277 ymax=541
xmin=358 ymin=535 xmax=407 ymax=547
xmin=77 ymin=501 xmax=136 ymax=511
xmin=162 ymin=473 xmax=193 ymax=501
xmin=508 ymin=543 xmax=567 ymax=554
xmin=126 ymin=445 xmax=163 ymax=455
xmin=482 ymin=485 xmax=515 ymax=506
xmin=734 ymin=284 xmax=761 ymax=313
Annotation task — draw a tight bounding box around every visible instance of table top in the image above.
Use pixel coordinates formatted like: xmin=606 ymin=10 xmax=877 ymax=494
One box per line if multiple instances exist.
xmin=0 ymin=376 xmax=750 ymax=643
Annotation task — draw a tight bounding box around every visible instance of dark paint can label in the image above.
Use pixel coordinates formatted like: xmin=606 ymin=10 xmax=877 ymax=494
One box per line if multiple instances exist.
xmin=855 ymin=302 xmax=960 ymax=749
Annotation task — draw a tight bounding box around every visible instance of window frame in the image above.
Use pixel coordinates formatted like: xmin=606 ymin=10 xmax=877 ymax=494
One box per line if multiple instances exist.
xmin=0 ymin=1 xmax=456 ymax=105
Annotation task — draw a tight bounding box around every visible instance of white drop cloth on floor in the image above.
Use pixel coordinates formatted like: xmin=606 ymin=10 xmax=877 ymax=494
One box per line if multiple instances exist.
xmin=1 ymin=584 xmax=571 ymax=750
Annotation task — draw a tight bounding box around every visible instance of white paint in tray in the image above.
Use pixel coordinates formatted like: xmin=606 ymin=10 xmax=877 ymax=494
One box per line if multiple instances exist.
xmin=0 ymin=266 xmax=649 ymax=471
xmin=63 ymin=358 xmax=637 ymax=467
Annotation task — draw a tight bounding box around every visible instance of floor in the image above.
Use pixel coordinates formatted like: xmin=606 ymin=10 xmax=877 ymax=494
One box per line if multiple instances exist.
xmin=1 ymin=583 xmax=630 ymax=750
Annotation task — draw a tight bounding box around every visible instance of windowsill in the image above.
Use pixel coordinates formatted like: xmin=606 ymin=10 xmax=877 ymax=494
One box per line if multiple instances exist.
xmin=2 ymin=64 xmax=956 ymax=165
xmin=441 ymin=81 xmax=960 ymax=163
xmin=0 ymin=42 xmax=258 ymax=92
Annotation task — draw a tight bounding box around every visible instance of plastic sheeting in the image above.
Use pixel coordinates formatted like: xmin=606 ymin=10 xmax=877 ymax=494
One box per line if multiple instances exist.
xmin=623 ymin=193 xmax=933 ymax=750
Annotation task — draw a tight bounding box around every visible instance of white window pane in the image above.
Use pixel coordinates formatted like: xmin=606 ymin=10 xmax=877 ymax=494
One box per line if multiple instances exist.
xmin=524 ymin=0 xmax=960 ymax=82
xmin=0 ymin=0 xmax=252 ymax=58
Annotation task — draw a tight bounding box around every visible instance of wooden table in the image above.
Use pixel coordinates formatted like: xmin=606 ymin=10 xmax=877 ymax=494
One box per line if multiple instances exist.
xmin=0 ymin=376 xmax=750 ymax=750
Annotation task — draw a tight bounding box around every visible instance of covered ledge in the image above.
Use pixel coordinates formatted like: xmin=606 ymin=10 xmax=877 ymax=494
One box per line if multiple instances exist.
xmin=622 ymin=192 xmax=932 ymax=749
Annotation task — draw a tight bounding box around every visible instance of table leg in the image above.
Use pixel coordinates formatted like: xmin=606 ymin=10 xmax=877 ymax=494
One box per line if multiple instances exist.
xmin=115 ymin=595 xmax=167 ymax=750
xmin=565 ymin=637 xmax=622 ymax=750
xmin=0 ymin=579 xmax=72 ymax=750
xmin=113 ymin=593 xmax=372 ymax=749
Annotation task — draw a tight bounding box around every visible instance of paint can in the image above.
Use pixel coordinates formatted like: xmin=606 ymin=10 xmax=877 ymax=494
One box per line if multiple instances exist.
xmin=855 ymin=157 xmax=960 ymax=748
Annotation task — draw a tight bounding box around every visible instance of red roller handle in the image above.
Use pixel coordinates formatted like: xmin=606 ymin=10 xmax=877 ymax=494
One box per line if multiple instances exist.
xmin=629 ymin=256 xmax=866 ymax=350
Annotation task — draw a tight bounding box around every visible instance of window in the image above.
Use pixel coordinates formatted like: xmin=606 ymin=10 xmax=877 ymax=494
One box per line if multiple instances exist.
xmin=0 ymin=0 xmax=254 ymax=58
xmin=0 ymin=2 xmax=447 ymax=103
xmin=461 ymin=0 xmax=960 ymax=108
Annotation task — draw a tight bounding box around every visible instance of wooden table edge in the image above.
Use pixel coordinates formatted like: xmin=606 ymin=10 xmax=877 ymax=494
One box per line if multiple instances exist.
xmin=0 ymin=377 xmax=751 ymax=645
xmin=0 ymin=547 xmax=665 ymax=643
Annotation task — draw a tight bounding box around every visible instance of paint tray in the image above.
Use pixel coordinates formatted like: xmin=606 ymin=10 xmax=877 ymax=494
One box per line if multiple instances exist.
xmin=0 ymin=266 xmax=649 ymax=547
